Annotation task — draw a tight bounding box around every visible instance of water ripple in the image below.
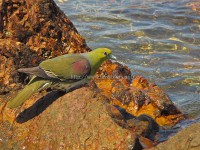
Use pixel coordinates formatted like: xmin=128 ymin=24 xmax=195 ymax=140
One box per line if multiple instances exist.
xmin=56 ymin=0 xmax=200 ymax=117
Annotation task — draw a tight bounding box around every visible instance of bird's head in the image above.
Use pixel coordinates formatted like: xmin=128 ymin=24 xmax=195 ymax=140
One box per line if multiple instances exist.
xmin=91 ymin=48 xmax=116 ymax=61
xmin=84 ymin=48 xmax=116 ymax=75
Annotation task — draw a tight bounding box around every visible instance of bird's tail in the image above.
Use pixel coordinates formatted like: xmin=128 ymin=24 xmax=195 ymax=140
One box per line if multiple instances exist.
xmin=18 ymin=66 xmax=41 ymax=75
xmin=7 ymin=76 xmax=51 ymax=108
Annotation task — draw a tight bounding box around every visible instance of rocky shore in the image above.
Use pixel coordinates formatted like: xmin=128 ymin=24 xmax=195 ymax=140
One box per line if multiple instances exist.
xmin=0 ymin=0 xmax=199 ymax=149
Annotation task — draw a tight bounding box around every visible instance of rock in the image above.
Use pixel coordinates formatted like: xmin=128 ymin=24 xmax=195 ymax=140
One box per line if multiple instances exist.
xmin=0 ymin=0 xmax=90 ymax=94
xmin=95 ymin=62 xmax=185 ymax=127
xmin=0 ymin=39 xmax=42 ymax=94
xmin=0 ymin=87 xmax=137 ymax=149
xmin=127 ymin=114 xmax=159 ymax=140
xmin=150 ymin=122 xmax=200 ymax=150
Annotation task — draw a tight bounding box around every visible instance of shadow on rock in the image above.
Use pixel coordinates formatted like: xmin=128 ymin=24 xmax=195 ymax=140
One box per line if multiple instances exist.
xmin=16 ymin=91 xmax=65 ymax=123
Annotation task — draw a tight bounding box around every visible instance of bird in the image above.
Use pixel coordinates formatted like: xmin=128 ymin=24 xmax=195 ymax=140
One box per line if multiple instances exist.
xmin=7 ymin=48 xmax=116 ymax=108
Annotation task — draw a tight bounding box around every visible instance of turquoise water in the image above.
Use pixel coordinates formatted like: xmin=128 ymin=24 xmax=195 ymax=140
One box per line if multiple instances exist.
xmin=56 ymin=0 xmax=200 ymax=118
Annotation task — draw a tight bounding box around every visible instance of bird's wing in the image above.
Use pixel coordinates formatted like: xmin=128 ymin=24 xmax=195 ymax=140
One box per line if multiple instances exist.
xmin=39 ymin=54 xmax=91 ymax=81
xmin=18 ymin=66 xmax=50 ymax=79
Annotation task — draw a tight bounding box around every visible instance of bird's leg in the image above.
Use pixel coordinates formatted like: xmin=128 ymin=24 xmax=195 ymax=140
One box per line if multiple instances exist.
xmin=52 ymin=79 xmax=89 ymax=93
xmin=65 ymin=79 xmax=89 ymax=93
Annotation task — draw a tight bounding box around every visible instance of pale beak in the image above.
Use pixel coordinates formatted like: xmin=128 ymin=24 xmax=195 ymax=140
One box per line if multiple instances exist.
xmin=109 ymin=54 xmax=117 ymax=60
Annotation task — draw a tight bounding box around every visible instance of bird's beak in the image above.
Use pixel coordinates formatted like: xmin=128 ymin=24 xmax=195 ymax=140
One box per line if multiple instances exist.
xmin=109 ymin=54 xmax=117 ymax=60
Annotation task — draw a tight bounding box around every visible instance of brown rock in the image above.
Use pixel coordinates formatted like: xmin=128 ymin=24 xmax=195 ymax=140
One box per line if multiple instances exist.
xmin=0 ymin=88 xmax=135 ymax=150
xmin=150 ymin=122 xmax=200 ymax=150
xmin=95 ymin=63 xmax=184 ymax=127
xmin=0 ymin=0 xmax=91 ymax=94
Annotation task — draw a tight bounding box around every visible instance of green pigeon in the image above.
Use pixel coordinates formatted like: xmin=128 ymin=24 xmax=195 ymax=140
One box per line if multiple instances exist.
xmin=7 ymin=48 xmax=115 ymax=108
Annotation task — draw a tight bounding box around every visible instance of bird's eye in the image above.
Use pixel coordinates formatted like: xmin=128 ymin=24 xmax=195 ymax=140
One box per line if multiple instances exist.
xmin=104 ymin=52 xmax=108 ymax=56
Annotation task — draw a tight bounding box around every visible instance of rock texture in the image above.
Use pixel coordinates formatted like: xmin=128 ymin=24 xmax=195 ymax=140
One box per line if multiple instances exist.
xmin=0 ymin=88 xmax=136 ymax=149
xmin=95 ymin=62 xmax=184 ymax=127
xmin=150 ymin=122 xmax=200 ymax=150
xmin=0 ymin=0 xmax=90 ymax=94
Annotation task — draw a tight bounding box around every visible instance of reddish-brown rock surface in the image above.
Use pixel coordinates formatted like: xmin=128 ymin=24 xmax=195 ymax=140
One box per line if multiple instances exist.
xmin=0 ymin=0 xmax=187 ymax=149
xmin=95 ymin=61 xmax=184 ymax=127
xmin=0 ymin=0 xmax=90 ymax=94
xmin=150 ymin=122 xmax=200 ymax=150
xmin=1 ymin=88 xmax=136 ymax=149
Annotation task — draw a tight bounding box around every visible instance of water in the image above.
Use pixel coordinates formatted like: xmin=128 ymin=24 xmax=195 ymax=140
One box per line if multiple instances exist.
xmin=56 ymin=0 xmax=200 ymax=118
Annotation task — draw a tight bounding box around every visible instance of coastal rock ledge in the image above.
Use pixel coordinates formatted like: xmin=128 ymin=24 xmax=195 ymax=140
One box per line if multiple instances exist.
xmin=0 ymin=0 xmax=198 ymax=149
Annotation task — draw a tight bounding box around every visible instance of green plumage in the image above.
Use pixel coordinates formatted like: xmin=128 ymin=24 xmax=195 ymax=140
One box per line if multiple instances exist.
xmin=7 ymin=48 xmax=114 ymax=108
xmin=7 ymin=76 xmax=51 ymax=108
xmin=40 ymin=55 xmax=90 ymax=80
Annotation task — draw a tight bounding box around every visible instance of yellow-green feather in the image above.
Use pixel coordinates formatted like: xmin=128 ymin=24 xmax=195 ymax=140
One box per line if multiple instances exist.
xmin=82 ymin=48 xmax=112 ymax=75
xmin=7 ymin=76 xmax=51 ymax=108
xmin=40 ymin=55 xmax=89 ymax=80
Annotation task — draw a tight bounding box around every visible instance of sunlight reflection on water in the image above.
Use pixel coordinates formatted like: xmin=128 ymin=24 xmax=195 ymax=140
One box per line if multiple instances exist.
xmin=56 ymin=0 xmax=200 ymax=118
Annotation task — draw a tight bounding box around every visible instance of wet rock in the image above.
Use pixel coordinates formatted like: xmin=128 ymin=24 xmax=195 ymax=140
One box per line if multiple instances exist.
xmin=127 ymin=114 xmax=159 ymax=141
xmin=106 ymin=104 xmax=159 ymax=141
xmin=150 ymin=122 xmax=200 ymax=150
xmin=95 ymin=63 xmax=185 ymax=127
xmin=105 ymin=104 xmax=159 ymax=149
